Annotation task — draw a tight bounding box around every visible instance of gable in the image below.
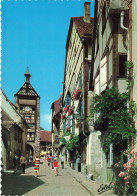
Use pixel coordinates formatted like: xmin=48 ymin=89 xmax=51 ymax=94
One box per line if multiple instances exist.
xmin=15 ymin=82 xmax=40 ymax=97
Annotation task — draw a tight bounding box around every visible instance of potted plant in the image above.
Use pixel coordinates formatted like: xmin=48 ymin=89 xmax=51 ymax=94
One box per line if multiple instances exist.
xmin=73 ymin=87 xmax=82 ymax=101
xmin=84 ymin=165 xmax=88 ymax=178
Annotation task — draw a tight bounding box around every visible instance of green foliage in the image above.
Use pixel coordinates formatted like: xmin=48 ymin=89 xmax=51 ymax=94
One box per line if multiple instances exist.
xmin=40 ymin=126 xmax=45 ymax=130
xmin=60 ymin=131 xmax=70 ymax=146
xmin=126 ymin=61 xmax=134 ymax=91
xmin=90 ymin=85 xmax=136 ymax=153
xmin=60 ymin=132 xmax=79 ymax=151
xmin=66 ymin=134 xmax=79 ymax=152
xmin=84 ymin=165 xmax=88 ymax=175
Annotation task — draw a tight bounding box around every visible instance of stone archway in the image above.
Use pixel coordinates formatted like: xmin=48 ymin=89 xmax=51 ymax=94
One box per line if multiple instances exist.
xmin=27 ymin=144 xmax=33 ymax=157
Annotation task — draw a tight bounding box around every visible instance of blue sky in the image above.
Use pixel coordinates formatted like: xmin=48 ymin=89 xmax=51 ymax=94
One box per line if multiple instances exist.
xmin=2 ymin=0 xmax=95 ymax=130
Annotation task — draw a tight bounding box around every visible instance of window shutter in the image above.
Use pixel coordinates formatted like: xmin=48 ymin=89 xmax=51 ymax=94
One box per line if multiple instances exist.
xmin=100 ymin=56 xmax=107 ymax=92
xmin=68 ymin=116 xmax=71 ymax=128
xmin=95 ymin=75 xmax=100 ymax=95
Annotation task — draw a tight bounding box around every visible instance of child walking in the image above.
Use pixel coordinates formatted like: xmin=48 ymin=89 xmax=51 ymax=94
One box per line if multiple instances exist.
xmin=53 ymin=158 xmax=59 ymax=176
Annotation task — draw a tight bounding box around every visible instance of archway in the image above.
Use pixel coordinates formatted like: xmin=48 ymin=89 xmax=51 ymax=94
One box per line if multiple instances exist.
xmin=27 ymin=144 xmax=33 ymax=157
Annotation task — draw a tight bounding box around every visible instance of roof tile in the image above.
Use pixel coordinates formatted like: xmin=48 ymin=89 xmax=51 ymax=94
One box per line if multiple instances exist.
xmin=40 ymin=131 xmax=52 ymax=142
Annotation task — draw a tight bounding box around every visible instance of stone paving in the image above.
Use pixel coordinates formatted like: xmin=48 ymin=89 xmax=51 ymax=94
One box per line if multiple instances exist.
xmin=1 ymin=158 xmax=117 ymax=196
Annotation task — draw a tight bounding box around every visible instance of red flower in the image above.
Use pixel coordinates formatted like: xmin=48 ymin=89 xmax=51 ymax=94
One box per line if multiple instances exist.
xmin=73 ymin=88 xmax=81 ymax=101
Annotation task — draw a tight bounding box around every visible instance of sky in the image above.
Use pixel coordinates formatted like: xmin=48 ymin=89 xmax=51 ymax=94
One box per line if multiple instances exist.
xmin=2 ymin=0 xmax=95 ymax=131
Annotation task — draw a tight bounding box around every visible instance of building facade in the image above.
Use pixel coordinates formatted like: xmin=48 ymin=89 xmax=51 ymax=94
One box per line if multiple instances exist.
xmin=40 ymin=131 xmax=52 ymax=156
xmin=60 ymin=2 xmax=93 ymax=172
xmin=51 ymin=96 xmax=62 ymax=155
xmin=14 ymin=67 xmax=40 ymax=158
xmin=89 ymin=0 xmax=129 ymax=183
xmin=1 ymin=90 xmax=28 ymax=169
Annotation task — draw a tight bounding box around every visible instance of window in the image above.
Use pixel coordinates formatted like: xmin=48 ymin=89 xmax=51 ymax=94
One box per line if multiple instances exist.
xmin=24 ymin=116 xmax=31 ymax=120
xmin=65 ymin=94 xmax=71 ymax=106
xmin=119 ymin=55 xmax=127 ymax=76
xmin=63 ymin=122 xmax=66 ymax=132
xmin=68 ymin=116 xmax=71 ymax=128
xmin=96 ymin=30 xmax=99 ymax=54
xmin=32 ymin=107 xmax=35 ymax=111
xmin=20 ymin=106 xmax=23 ymax=110
xmin=79 ymin=72 xmax=82 ymax=88
xmin=88 ymin=63 xmax=91 ymax=81
xmin=25 ymin=106 xmax=30 ymax=111
xmin=74 ymin=47 xmax=77 ymax=57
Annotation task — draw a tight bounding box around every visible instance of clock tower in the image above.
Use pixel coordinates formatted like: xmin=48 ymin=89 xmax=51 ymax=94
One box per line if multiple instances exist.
xmin=14 ymin=67 xmax=40 ymax=158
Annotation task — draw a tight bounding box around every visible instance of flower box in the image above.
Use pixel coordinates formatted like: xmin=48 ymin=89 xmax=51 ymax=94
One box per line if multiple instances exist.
xmin=73 ymin=88 xmax=81 ymax=101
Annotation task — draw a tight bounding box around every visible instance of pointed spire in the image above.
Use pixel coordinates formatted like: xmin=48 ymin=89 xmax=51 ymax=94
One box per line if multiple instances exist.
xmin=24 ymin=66 xmax=31 ymax=83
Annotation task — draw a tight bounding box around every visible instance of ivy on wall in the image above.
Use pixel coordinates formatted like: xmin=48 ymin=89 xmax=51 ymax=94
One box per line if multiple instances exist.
xmin=60 ymin=131 xmax=79 ymax=152
xmin=89 ymin=61 xmax=137 ymax=154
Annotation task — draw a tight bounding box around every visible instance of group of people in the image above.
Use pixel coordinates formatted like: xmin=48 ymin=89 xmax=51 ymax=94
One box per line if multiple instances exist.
xmin=46 ymin=154 xmax=65 ymax=176
xmin=13 ymin=153 xmax=40 ymax=177
xmin=13 ymin=154 xmax=27 ymax=174
xmin=12 ymin=153 xmax=65 ymax=177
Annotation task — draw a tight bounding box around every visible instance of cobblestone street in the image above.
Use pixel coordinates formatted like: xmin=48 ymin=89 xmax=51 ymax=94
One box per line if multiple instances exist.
xmin=2 ymin=159 xmax=117 ymax=196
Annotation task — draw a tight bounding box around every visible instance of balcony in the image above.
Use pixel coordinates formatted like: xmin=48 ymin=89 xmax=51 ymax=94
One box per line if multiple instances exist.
xmin=109 ymin=0 xmax=129 ymax=14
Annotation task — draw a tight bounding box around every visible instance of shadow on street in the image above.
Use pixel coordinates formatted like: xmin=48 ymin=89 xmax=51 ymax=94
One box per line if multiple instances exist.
xmin=2 ymin=172 xmax=45 ymax=196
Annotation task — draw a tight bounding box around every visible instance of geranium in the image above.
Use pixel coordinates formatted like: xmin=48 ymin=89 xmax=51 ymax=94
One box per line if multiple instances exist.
xmin=73 ymin=87 xmax=81 ymax=101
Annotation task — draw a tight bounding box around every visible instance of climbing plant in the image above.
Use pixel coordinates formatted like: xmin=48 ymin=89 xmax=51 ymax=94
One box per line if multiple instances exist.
xmin=66 ymin=134 xmax=79 ymax=152
xmin=60 ymin=131 xmax=79 ymax=152
xmin=89 ymin=61 xmax=137 ymax=154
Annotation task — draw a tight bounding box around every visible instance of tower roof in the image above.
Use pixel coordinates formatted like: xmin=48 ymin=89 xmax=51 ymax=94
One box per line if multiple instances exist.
xmin=24 ymin=66 xmax=31 ymax=77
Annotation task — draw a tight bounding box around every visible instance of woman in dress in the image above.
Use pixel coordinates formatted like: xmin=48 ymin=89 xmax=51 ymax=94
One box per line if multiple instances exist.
xmin=34 ymin=155 xmax=40 ymax=177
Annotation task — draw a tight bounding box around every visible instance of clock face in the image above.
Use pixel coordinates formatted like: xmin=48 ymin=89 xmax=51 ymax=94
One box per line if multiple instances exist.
xmin=25 ymin=106 xmax=30 ymax=111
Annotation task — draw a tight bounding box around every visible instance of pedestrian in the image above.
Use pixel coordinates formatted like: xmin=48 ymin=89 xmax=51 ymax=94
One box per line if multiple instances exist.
xmin=13 ymin=153 xmax=19 ymax=174
xmin=51 ymin=155 xmax=55 ymax=169
xmin=53 ymin=158 xmax=59 ymax=176
xmin=47 ymin=155 xmax=51 ymax=166
xmin=61 ymin=154 xmax=64 ymax=169
xmin=44 ymin=154 xmax=46 ymax=160
xmin=34 ymin=155 xmax=40 ymax=177
xmin=20 ymin=154 xmax=27 ymax=174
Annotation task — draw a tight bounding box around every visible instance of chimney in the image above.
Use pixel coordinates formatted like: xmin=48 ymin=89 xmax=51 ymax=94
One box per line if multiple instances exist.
xmin=84 ymin=2 xmax=91 ymax=23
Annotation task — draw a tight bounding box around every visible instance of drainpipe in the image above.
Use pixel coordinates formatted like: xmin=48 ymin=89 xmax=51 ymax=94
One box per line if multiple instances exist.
xmin=82 ymin=42 xmax=87 ymax=138
xmin=120 ymin=11 xmax=129 ymax=61
xmin=120 ymin=9 xmax=133 ymax=154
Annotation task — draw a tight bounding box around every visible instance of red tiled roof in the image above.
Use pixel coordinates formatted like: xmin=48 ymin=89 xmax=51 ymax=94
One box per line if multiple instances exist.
xmin=51 ymin=97 xmax=61 ymax=115
xmin=40 ymin=131 xmax=52 ymax=142
xmin=66 ymin=16 xmax=93 ymax=50
xmin=72 ymin=17 xmax=93 ymax=37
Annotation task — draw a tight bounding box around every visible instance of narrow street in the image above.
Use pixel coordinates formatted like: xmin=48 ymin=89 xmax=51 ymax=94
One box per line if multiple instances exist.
xmin=2 ymin=159 xmax=116 ymax=196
